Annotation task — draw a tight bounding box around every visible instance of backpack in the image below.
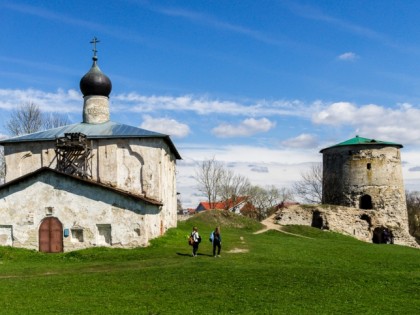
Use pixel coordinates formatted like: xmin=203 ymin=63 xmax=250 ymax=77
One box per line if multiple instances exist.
xmin=188 ymin=235 xmax=194 ymax=246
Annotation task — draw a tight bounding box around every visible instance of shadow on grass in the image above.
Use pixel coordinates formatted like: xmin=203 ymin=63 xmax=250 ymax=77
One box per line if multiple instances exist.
xmin=176 ymin=252 xmax=213 ymax=257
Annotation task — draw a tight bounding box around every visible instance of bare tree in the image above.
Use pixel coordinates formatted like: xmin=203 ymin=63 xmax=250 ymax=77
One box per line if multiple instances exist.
xmin=406 ymin=191 xmax=420 ymax=242
xmin=1 ymin=102 xmax=69 ymax=183
xmin=43 ymin=112 xmax=69 ymax=130
xmin=218 ymin=169 xmax=250 ymax=210
xmin=194 ymin=157 xmax=224 ymax=209
xmin=0 ymin=147 xmax=4 ymax=184
xmin=293 ymin=163 xmax=323 ymax=204
xmin=6 ymin=103 xmax=43 ymax=136
xmin=5 ymin=102 xmax=69 ymax=136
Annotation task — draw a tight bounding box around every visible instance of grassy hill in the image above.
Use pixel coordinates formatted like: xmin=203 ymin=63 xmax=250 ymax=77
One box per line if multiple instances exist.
xmin=0 ymin=210 xmax=419 ymax=314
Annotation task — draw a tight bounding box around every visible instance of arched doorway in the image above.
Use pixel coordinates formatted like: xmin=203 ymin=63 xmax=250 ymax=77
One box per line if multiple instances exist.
xmin=311 ymin=211 xmax=324 ymax=229
xmin=372 ymin=227 xmax=393 ymax=244
xmin=39 ymin=217 xmax=63 ymax=253
xmin=360 ymin=195 xmax=373 ymax=210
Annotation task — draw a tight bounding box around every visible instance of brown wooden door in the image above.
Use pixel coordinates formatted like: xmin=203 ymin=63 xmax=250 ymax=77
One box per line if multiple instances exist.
xmin=39 ymin=217 xmax=63 ymax=253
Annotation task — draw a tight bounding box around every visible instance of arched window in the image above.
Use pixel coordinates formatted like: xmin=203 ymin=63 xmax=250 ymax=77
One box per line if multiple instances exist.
xmin=360 ymin=194 xmax=373 ymax=210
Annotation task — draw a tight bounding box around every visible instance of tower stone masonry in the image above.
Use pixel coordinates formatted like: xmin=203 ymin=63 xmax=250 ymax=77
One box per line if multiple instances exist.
xmin=319 ymin=136 xmax=414 ymax=245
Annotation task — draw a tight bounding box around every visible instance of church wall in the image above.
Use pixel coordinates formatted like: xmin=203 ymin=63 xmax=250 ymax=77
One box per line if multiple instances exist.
xmin=0 ymin=172 xmax=161 ymax=251
xmin=3 ymin=136 xmax=178 ymax=240
xmin=93 ymin=138 xmax=177 ymax=233
xmin=4 ymin=141 xmax=57 ymax=181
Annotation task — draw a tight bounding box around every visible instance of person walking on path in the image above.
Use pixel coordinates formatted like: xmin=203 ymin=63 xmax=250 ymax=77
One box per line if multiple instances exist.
xmin=190 ymin=226 xmax=201 ymax=257
xmin=210 ymin=227 xmax=222 ymax=257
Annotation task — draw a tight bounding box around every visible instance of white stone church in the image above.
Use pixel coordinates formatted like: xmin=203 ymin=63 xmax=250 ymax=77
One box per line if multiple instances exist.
xmin=0 ymin=43 xmax=181 ymax=252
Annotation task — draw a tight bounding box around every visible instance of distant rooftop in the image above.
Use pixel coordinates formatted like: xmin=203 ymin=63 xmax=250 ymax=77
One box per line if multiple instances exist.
xmin=320 ymin=135 xmax=403 ymax=153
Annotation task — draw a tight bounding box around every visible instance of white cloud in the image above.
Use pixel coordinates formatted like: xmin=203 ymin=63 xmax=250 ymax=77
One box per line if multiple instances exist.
xmin=0 ymin=88 xmax=314 ymax=119
xmin=4 ymin=87 xmax=420 ymax=149
xmin=140 ymin=115 xmax=190 ymax=138
xmin=0 ymin=88 xmax=80 ymax=113
xmin=312 ymin=101 xmax=420 ymax=145
xmin=249 ymin=165 xmax=269 ymax=173
xmin=282 ymin=133 xmax=318 ymax=148
xmin=338 ymin=52 xmax=359 ymax=61
xmin=212 ymin=118 xmax=276 ymax=137
xmin=179 ymin=143 xmax=320 ymax=165
xmin=114 ymin=93 xmax=309 ymax=117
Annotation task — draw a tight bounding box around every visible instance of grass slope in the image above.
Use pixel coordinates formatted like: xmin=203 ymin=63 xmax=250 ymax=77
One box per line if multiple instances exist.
xmin=0 ymin=210 xmax=419 ymax=314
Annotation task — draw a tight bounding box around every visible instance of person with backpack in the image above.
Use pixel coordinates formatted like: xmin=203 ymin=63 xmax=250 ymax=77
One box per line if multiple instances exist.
xmin=190 ymin=226 xmax=201 ymax=257
xmin=209 ymin=226 xmax=222 ymax=257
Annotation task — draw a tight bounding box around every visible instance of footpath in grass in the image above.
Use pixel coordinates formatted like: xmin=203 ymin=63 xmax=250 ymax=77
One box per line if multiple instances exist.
xmin=0 ymin=210 xmax=419 ymax=314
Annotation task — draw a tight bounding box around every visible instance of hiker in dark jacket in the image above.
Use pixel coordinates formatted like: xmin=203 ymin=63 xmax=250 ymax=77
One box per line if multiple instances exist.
xmin=210 ymin=227 xmax=222 ymax=257
xmin=190 ymin=226 xmax=200 ymax=257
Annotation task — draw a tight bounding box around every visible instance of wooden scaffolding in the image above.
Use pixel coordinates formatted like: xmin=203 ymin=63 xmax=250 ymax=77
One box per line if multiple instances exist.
xmin=55 ymin=133 xmax=92 ymax=178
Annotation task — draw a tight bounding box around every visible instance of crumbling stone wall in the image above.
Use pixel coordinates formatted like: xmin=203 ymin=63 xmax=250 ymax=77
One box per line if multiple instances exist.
xmin=275 ymin=205 xmax=418 ymax=248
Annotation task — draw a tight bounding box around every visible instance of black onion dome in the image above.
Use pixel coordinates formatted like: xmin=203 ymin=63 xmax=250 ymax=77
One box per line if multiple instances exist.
xmin=80 ymin=56 xmax=112 ymax=97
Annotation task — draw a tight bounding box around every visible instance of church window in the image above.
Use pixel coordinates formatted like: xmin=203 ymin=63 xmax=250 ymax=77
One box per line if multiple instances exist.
xmin=45 ymin=207 xmax=54 ymax=216
xmin=367 ymin=163 xmax=371 ymax=170
xmin=71 ymin=229 xmax=84 ymax=242
xmin=97 ymin=224 xmax=112 ymax=245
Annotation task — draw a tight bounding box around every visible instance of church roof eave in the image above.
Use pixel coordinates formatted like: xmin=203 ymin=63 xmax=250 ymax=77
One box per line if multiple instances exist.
xmin=319 ymin=135 xmax=403 ymax=153
xmin=0 ymin=121 xmax=181 ymax=159
xmin=0 ymin=167 xmax=163 ymax=206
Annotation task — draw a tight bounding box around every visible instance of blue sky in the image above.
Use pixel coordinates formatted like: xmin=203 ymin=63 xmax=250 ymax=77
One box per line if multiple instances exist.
xmin=2 ymin=0 xmax=420 ymax=208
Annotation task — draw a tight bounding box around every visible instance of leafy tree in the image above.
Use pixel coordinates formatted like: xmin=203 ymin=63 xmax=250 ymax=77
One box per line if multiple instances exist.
xmin=293 ymin=163 xmax=322 ymax=204
xmin=246 ymin=185 xmax=293 ymax=221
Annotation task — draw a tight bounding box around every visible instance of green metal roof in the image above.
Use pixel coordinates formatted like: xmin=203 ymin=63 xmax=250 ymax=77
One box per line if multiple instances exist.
xmin=0 ymin=121 xmax=181 ymax=159
xmin=320 ymin=135 xmax=403 ymax=153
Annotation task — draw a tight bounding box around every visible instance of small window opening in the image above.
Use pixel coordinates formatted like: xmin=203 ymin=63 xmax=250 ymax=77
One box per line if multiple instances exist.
xmin=360 ymin=195 xmax=373 ymax=210
xmin=71 ymin=229 xmax=84 ymax=242
xmin=367 ymin=163 xmax=371 ymax=170
xmin=45 ymin=207 xmax=54 ymax=216
xmin=97 ymin=224 xmax=112 ymax=246
xmin=0 ymin=225 xmax=13 ymax=246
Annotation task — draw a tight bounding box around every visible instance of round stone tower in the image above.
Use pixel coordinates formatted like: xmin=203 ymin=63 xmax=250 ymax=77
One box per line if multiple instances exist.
xmin=320 ymin=135 xmax=405 ymax=213
xmin=320 ymin=136 xmax=414 ymax=245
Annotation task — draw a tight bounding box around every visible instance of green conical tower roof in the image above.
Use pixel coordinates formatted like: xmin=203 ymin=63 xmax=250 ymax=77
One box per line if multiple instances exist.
xmin=320 ymin=135 xmax=403 ymax=153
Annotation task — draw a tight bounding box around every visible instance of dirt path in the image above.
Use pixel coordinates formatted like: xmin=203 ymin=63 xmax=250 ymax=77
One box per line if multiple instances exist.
xmin=254 ymin=214 xmax=314 ymax=239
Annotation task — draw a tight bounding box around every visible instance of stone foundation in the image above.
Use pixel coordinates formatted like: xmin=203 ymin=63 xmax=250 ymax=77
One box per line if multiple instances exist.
xmin=275 ymin=204 xmax=419 ymax=248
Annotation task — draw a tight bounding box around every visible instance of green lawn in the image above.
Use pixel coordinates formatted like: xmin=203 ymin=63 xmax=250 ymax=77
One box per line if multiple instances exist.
xmin=0 ymin=211 xmax=419 ymax=314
